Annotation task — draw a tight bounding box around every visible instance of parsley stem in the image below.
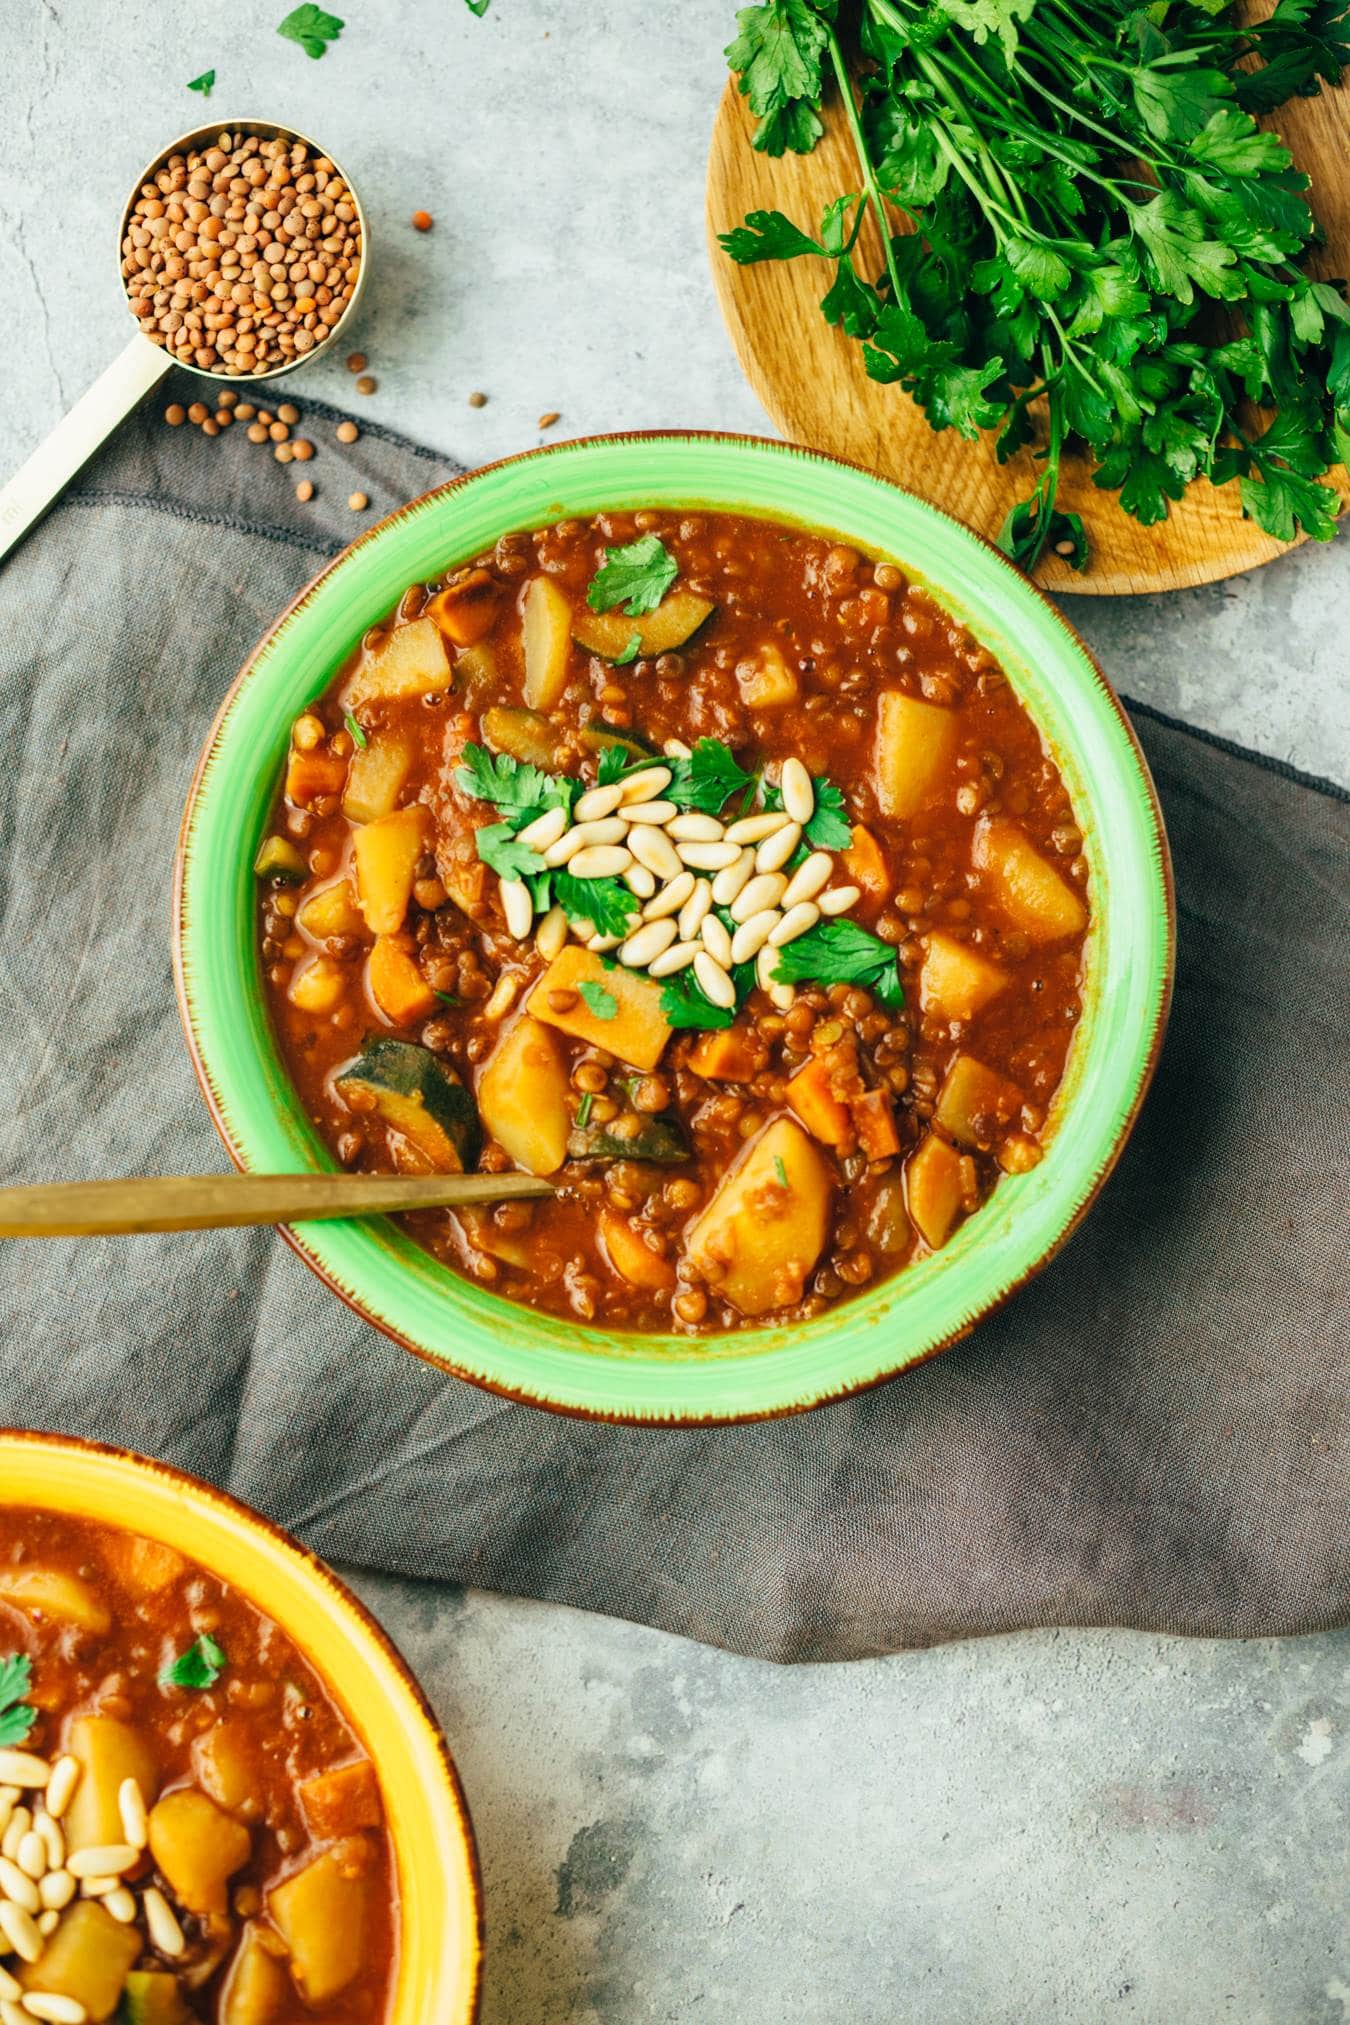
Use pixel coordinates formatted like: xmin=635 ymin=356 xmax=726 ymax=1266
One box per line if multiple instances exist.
xmin=823 ymin=21 xmax=903 ymax=303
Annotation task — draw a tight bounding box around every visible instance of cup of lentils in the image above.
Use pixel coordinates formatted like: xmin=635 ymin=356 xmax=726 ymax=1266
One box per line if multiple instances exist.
xmin=120 ymin=124 xmax=366 ymax=379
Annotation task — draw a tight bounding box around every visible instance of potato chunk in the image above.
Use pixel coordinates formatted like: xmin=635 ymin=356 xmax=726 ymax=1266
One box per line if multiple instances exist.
xmin=219 ymin=1924 xmax=292 ymax=2025
xmin=478 ymin=1015 xmax=571 ymax=1175
xmin=148 ymin=1788 xmax=252 ymax=1914
xmin=17 ymin=1901 xmax=140 ymax=2020
xmin=64 ymin=1715 xmax=158 ymax=1854
xmin=935 ymin=1054 xmax=1024 ymax=1148
xmin=521 ymin=574 xmax=573 ymax=711
xmin=342 ymin=727 xmax=413 ymax=825
xmin=919 ymin=931 xmax=1008 ymax=1024
xmin=599 ymin=1210 xmax=676 ymax=1292
xmin=528 ymin=947 xmax=671 ymax=1072
xmin=268 ymin=1836 xmax=376 ymax=2005
xmin=684 ymin=1116 xmax=832 ymax=1318
xmin=343 ymin=615 xmax=452 ymax=710
xmin=192 ymin=1720 xmax=260 ymax=1820
xmin=0 ymin=1566 xmax=110 ymax=1634
xmin=873 ymin=692 xmax=958 ymax=818
xmin=736 ymin=642 xmax=799 ymax=710
xmin=905 ymin=1134 xmax=966 ymax=1250
xmin=353 ymin=804 xmax=431 ymax=936
xmin=298 ymin=877 xmax=365 ymax=944
xmin=972 ymin=817 xmax=1087 ymax=942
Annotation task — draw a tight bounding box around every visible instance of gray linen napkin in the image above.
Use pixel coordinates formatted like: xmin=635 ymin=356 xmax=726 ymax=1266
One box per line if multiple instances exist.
xmin=0 ymin=381 xmax=1344 ymax=1662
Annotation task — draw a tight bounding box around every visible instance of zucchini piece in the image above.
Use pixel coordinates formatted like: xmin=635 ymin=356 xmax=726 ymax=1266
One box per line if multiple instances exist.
xmin=572 ymin=588 xmax=714 ymax=660
xmin=119 ymin=1971 xmax=195 ymax=2025
xmin=567 ymin=1114 xmax=688 ymax=1163
xmin=454 ymin=638 xmax=499 ymax=706
xmin=521 ymin=574 xmax=574 ymax=710
xmin=254 ymin=834 xmax=307 ymax=881
xmin=343 ymin=615 xmax=452 ymax=710
xmin=578 ymin=722 xmax=657 ymax=766
xmin=336 ymin=1038 xmax=481 ymax=1173
xmin=481 ymin=705 xmax=565 ymax=770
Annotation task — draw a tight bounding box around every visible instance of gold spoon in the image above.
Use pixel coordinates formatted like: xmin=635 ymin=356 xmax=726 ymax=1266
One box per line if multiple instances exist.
xmin=0 ymin=1173 xmax=552 ymax=1239
xmin=0 ymin=116 xmax=370 ymax=567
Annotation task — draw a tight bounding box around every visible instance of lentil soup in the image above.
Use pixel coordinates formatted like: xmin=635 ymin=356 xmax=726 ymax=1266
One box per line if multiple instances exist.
xmin=0 ymin=1508 xmax=396 ymax=2021
xmin=257 ymin=509 xmax=1091 ymax=1334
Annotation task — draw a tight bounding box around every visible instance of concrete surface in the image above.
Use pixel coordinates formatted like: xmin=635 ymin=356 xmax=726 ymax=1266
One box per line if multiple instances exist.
xmin=3 ymin=2 xmax=1347 ymax=2020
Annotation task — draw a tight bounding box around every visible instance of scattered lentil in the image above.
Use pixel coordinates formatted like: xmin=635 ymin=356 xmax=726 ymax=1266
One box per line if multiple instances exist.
xmin=355 ymin=375 xmax=376 ymax=395
xmin=336 ymin=419 xmax=359 ymax=443
xmin=347 ymin=491 xmax=369 ymax=512
xmin=295 ymin=479 xmax=315 ymax=502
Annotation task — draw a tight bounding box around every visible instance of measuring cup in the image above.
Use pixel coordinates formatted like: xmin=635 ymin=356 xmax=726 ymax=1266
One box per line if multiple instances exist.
xmin=0 ymin=118 xmax=369 ymax=567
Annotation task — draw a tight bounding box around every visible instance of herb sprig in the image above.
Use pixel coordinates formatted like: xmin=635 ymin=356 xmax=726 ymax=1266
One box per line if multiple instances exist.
xmin=160 ymin=1634 xmax=227 ymax=1691
xmin=586 ymin=536 xmax=680 ymax=616
xmin=0 ymin=1655 xmax=36 ymax=1748
xmin=772 ymin=919 xmax=904 ymax=1008
xmin=277 ymin=4 xmax=344 ymax=56
xmin=721 ymin=0 xmax=1350 ymax=569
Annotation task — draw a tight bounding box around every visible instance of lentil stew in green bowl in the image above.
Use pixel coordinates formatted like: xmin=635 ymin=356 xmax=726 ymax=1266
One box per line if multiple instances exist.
xmin=175 ymin=433 xmax=1173 ymax=1422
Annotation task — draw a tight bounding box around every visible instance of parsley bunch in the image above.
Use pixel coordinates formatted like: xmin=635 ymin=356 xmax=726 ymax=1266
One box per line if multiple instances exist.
xmin=721 ymin=0 xmax=1350 ymax=569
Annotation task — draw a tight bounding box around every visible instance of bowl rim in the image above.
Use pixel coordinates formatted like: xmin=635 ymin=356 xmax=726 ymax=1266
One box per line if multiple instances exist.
xmin=0 ymin=1427 xmax=483 ymax=2020
xmin=174 ymin=427 xmax=1175 ymax=1424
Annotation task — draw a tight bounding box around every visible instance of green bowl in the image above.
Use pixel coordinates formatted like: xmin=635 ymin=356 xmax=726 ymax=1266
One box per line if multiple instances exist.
xmin=175 ymin=433 xmax=1174 ymax=1423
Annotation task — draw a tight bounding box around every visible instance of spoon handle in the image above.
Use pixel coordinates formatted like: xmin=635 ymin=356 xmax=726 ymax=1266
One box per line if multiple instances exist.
xmin=0 ymin=335 xmax=172 ymax=568
xmin=0 ymin=1172 xmax=553 ymax=1238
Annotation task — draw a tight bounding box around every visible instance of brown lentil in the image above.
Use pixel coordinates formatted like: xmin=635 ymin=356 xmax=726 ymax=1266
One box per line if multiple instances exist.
xmin=336 ymin=420 xmax=359 ymax=444
xmin=347 ymin=491 xmax=369 ymax=512
xmin=355 ymin=375 xmax=376 ymax=395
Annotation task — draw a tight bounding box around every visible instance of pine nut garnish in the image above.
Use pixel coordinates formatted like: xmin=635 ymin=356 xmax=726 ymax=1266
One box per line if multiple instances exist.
xmin=711 ymin=849 xmax=756 ymax=907
xmin=587 ymin=931 xmax=623 ymax=952
xmin=36 ymin=1907 xmax=60 ymax=1935
xmin=0 ymin=1757 xmax=48 ymax=1792
xmin=620 ymin=920 xmax=677 ymax=969
xmin=103 ymin=1887 xmax=137 ymax=1925
xmin=37 ymin=1870 xmax=73 ymax=1912
xmin=143 ymin=1884 xmax=186 ymax=1958
xmin=693 ymin=952 xmax=736 ymax=1009
xmin=543 ymin=828 xmax=588 ymax=867
xmin=0 ymin=1900 xmax=41 ymax=1961
xmin=755 ymin=822 xmax=802 ymax=873
xmin=618 ymin=800 xmax=678 ymax=826
xmin=780 ymin=757 xmax=815 ymax=826
xmin=79 ymin=1875 xmax=117 ymax=1898
xmin=730 ymin=910 xmax=780 ymax=963
xmin=482 ymin=972 xmax=521 ymax=1023
xmin=14 ymin=1832 xmax=43 ymax=1880
xmin=819 ymin=884 xmax=861 ymax=916
xmin=642 ymin=871 xmax=695 ymax=921
xmin=1 ymin=1811 xmax=28 ymax=1862
xmin=33 ymin=1813 xmax=61 ymax=1873
xmin=20 ymin=1995 xmax=88 ymax=2024
xmin=700 ymin=913 xmax=733 ymax=968
xmin=667 ymin=813 xmax=723 ymax=842
xmin=677 ymin=840 xmax=740 ymax=872
xmin=569 ymin=845 xmax=632 ymax=879
xmin=42 ymin=1760 xmax=78 ymax=1823
xmin=0 ymin=1966 xmax=16 ymax=2003
xmin=616 ymin=766 xmax=671 ymax=803
xmin=66 ymin=1843 xmax=138 ymax=1879
xmin=0 ymin=1858 xmax=38 ymax=1912
xmin=730 ymin=872 xmax=788 ymax=923
xmin=563 ymin=816 xmax=628 ymax=849
xmin=627 ymin=826 xmax=682 ymax=880
xmin=0 ymin=1796 xmax=14 ymax=1843
xmin=573 ymin=782 xmax=625 ymax=822
xmin=0 ymin=1995 xmax=24 ymax=2025
xmin=500 ymin=877 xmax=534 ymax=940
xmin=725 ymin=811 xmax=787 ymax=845
xmin=677 ymin=881 xmax=713 ymax=942
xmin=781 ymin=851 xmax=833 ymax=908
xmin=768 ymin=900 xmax=821 ymax=945
xmin=515 ymin=804 xmax=568 ymax=852
xmin=662 ymin=739 xmax=692 ymax=758
xmin=535 ymin=904 xmax=568 ymax=960
xmin=623 ymin=863 xmax=657 ymax=899
xmin=647 ymin=941 xmax=698 ymax=977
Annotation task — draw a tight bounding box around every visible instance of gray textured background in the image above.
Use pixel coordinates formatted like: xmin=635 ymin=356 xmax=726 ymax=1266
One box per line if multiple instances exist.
xmin=3 ymin=2 xmax=1346 ymax=2020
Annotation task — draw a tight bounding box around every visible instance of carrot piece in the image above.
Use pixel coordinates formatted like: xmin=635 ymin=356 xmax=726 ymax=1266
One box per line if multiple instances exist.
xmin=599 ymin=1210 xmax=676 ymax=1292
xmin=426 ymin=568 xmax=500 ymax=647
xmin=688 ymin=1025 xmax=767 ymax=1083
xmin=851 ymin=1088 xmax=901 ymax=1160
xmin=286 ymin=747 xmax=348 ymax=806
xmin=786 ymin=1055 xmax=852 ymax=1146
xmin=842 ymin=823 xmax=889 ymax=905
xmin=367 ymin=936 xmax=439 ymax=1026
xmin=298 ymin=1759 xmax=383 ymax=1840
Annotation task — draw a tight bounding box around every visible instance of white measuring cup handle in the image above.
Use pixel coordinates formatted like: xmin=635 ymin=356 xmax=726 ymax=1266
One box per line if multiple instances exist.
xmin=0 ymin=334 xmax=173 ymax=568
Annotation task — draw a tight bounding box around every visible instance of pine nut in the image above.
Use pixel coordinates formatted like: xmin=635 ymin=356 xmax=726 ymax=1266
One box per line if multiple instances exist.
xmin=21 ymin=1996 xmax=88 ymax=2024
xmin=0 ymin=1859 xmax=38 ymax=1912
xmin=32 ymin=1815 xmax=61 ymax=1873
xmin=0 ymin=1968 xmax=15 ymax=2003
xmin=66 ymin=1844 xmax=138 ymax=1879
xmin=769 ymin=981 xmax=797 ymax=1011
xmin=567 ymin=817 xmax=628 ymax=848
xmin=42 ymin=1761 xmax=78 ymax=1823
xmin=647 ymin=941 xmax=698 ymax=977
xmin=711 ymin=849 xmax=756 ymax=907
xmin=755 ymin=822 xmax=802 ymax=873
xmin=37 ymin=1871 xmax=73 ymax=1912
xmin=0 ymin=1998 xmax=23 ymax=2025
xmin=616 ymin=766 xmax=671 ymax=803
xmin=535 ymin=904 xmax=568 ymax=961
xmin=623 ymin=864 xmax=657 ymax=899
xmin=143 ymin=1885 xmax=186 ymax=1958
xmin=36 ymin=1908 xmax=60 ymax=1935
xmin=103 ymin=1888 xmax=137 ymax=1925
xmin=819 ymin=884 xmax=861 ymax=916
xmin=483 ymin=972 xmax=521 ymax=1023
xmin=662 ymin=739 xmax=691 ymax=759
xmin=730 ymin=873 xmax=788 ymax=924
xmin=667 ymin=813 xmax=723 ymax=842
xmin=0 ymin=1901 xmax=41 ymax=1961
xmin=757 ymin=946 xmax=797 ymax=1009
xmin=642 ymin=871 xmax=695 ymax=921
xmin=693 ymin=952 xmax=736 ymax=1009
xmin=0 ymin=1759 xmax=48 ymax=1793
xmin=677 ymin=881 xmax=713 ymax=942
xmin=618 ymin=800 xmax=678 ymax=826
xmin=780 ymin=757 xmax=815 ymax=825
xmin=515 ymin=805 xmax=568 ymax=852
xmin=768 ymin=901 xmax=821 ymax=946
xmin=14 ymin=1834 xmax=43 ymax=1881
xmin=0 ymin=1796 xmax=14 ymax=1843
xmin=627 ymin=826 xmax=682 ymax=880
xmin=573 ymin=783 xmax=625 ymax=822
xmin=730 ymin=910 xmax=781 ymax=963
xmin=678 ymin=841 xmax=740 ymax=871
xmin=80 ymin=1875 xmax=117 ymax=1897
xmin=620 ymin=919 xmax=677 ymax=969
xmin=700 ymin=913 xmax=733 ymax=968
xmin=587 ymin=931 xmax=623 ymax=953
xmin=569 ymin=845 xmax=632 ymax=879
xmin=781 ymin=852 xmax=834 ymax=908
xmin=500 ymin=877 xmax=534 ymax=940
xmin=1 ymin=1813 xmax=28 ymax=1862
xmin=724 ymin=811 xmax=787 ymax=845
xmin=543 ymin=828 xmax=587 ymax=867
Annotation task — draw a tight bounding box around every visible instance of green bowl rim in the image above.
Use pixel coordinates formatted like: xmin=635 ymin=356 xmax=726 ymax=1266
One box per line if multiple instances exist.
xmin=174 ymin=429 xmax=1175 ymax=1424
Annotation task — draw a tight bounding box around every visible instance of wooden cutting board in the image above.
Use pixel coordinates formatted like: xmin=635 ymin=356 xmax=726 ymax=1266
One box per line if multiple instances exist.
xmin=707 ymin=77 xmax=1350 ymax=595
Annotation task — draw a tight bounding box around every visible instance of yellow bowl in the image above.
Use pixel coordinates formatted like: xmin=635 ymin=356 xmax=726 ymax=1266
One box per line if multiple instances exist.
xmin=0 ymin=1429 xmax=482 ymax=2021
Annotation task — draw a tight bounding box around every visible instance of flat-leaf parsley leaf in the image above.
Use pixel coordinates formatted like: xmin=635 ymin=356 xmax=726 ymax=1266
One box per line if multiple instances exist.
xmin=772 ymin=919 xmax=903 ymax=1009
xmin=579 ymin=980 xmax=619 ymax=1020
xmin=160 ymin=1633 xmax=227 ymax=1691
xmin=277 ymin=5 xmax=344 ymax=57
xmin=551 ymin=871 xmax=639 ymax=938
xmin=455 ymin=745 xmax=573 ymax=824
xmin=0 ymin=1655 xmax=35 ymax=1748
xmin=586 ymin=536 xmax=679 ymax=617
xmin=475 ymin=823 xmax=547 ymax=882
xmin=187 ymin=70 xmax=215 ymax=96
